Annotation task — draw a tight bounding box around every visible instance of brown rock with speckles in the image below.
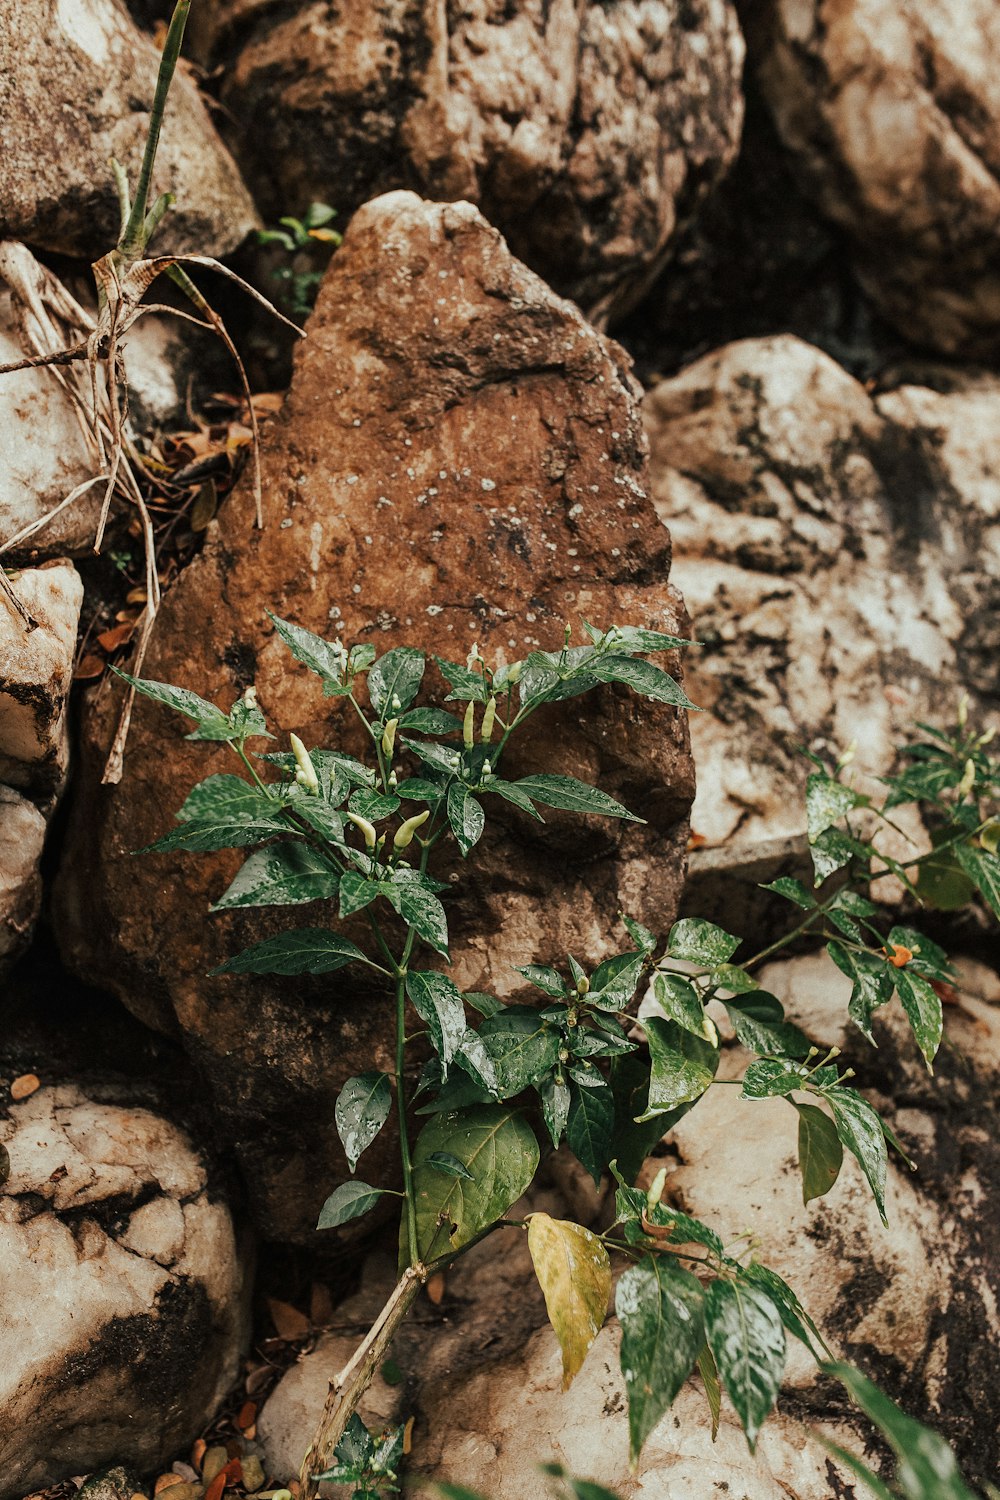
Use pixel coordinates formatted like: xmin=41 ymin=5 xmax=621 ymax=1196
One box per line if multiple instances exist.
xmin=56 ymin=192 xmax=695 ymax=1243
xmin=192 ymin=0 xmax=744 ymax=324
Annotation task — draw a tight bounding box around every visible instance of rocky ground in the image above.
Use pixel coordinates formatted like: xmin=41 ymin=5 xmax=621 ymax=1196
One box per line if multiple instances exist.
xmin=1 ymin=1 xmax=999 ymax=1498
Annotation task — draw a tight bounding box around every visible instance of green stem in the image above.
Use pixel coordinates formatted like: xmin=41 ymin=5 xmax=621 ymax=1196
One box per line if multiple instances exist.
xmin=396 ymin=969 xmax=419 ymax=1268
xmin=741 ymin=902 xmax=827 ymax=971
xmin=120 ymin=0 xmax=192 ymax=256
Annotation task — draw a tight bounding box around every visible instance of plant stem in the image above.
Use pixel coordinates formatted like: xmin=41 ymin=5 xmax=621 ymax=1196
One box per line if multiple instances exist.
xmin=298 ymin=1266 xmax=424 ymax=1500
xmin=396 ymin=968 xmax=419 ymax=1268
xmin=121 ymin=0 xmax=192 ymax=256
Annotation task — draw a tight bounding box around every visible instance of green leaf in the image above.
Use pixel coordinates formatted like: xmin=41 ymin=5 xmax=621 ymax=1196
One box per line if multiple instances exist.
xmin=115 ymin=671 xmax=233 ymax=737
xmin=317 ymin=1180 xmax=386 ymax=1228
xmin=454 ymin=1028 xmax=500 ymax=1096
xmin=893 ymin=969 xmax=943 ymax=1070
xmin=723 ymin=993 xmax=812 ymax=1059
xmin=406 ymin=971 xmax=468 ymax=1075
xmin=915 ymin=842 xmax=977 ymax=910
xmin=587 ymin=653 xmax=696 ymax=709
xmin=539 ymin=1073 xmax=571 ymax=1147
xmin=211 ymin=844 xmax=339 ymax=910
xmin=827 ymin=941 xmax=894 ymax=1044
xmin=697 ymin=1344 xmax=722 ymax=1441
xmin=512 ymin=774 xmax=643 ymax=823
xmin=883 ymin=758 xmax=963 ymax=810
xmin=339 ymin=871 xmax=382 ymax=918
xmin=711 ymin=963 xmax=759 ymax=995
xmin=368 ymin=647 xmax=425 ymax=716
xmin=487 ymin=778 xmax=547 ymax=821
xmin=887 ymin=926 xmax=952 ymax=982
xmin=642 ymin=1016 xmax=718 ymax=1116
xmin=567 ymin=1079 xmax=614 ymax=1185
xmin=666 ymin=918 xmax=740 ymax=967
xmin=268 ymin=612 xmax=350 ymax=692
xmin=527 ymin=1213 xmax=611 ymax=1386
xmin=827 ymin=1088 xmax=888 ymax=1224
xmin=410 ymin=1105 xmax=539 ymax=1261
xmin=211 ymin=928 xmax=369 ymax=976
xmin=810 ymin=826 xmax=862 ymax=884
xmin=349 ymin=789 xmax=400 ymax=821
xmin=585 ymin=622 xmax=690 ymax=653
xmin=478 ymin=1008 xmax=561 ymax=1096
xmin=144 ymin=805 xmax=289 ymax=853
xmin=622 ymin=913 xmax=657 ymax=954
xmin=434 ymin=657 xmax=490 ymax=703
xmin=426 ymin=1151 xmax=475 ymax=1179
xmin=954 ymin=841 xmax=1000 ymax=921
xmin=760 ymin=877 xmax=816 ymax=909
xmin=178 ymin=774 xmax=278 ymax=822
xmin=447 ymin=782 xmax=486 ymax=856
xmin=386 ymin=880 xmax=450 ymax=957
xmin=651 ymin=972 xmax=713 ymax=1041
xmin=394 ymin=776 xmax=445 ymax=802
xmin=794 ymin=1102 xmax=844 ymax=1206
xmin=588 ymin=951 xmax=645 ymax=1012
xmin=398 ymin=707 xmax=463 ymax=734
xmin=705 ymin=1279 xmax=786 ymax=1451
xmin=741 ymin=1263 xmax=827 ymax=1359
xmin=463 ymin=991 xmax=504 ymax=1017
xmin=824 ymin=1361 xmax=978 ymax=1500
xmin=516 ymin=965 xmax=568 ymax=998
xmin=741 ymin=1059 xmax=808 ymax=1099
xmin=336 ymin=1073 xmax=392 ymax=1172
xmin=806 ymin=773 xmax=861 ymax=842
xmin=616 ymin=1255 xmax=705 ymax=1461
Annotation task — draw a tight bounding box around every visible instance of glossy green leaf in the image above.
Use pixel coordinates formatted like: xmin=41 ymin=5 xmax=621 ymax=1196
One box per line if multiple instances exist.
xmin=434 ymin=657 xmax=491 ymax=703
xmin=513 ymin=774 xmax=643 ymax=823
xmin=426 ymin=1151 xmax=474 ymax=1179
xmin=487 ymin=778 xmax=546 ymax=821
xmin=478 ymin=1008 xmax=561 ymax=1097
xmin=705 ymin=1279 xmax=786 ymax=1450
xmin=398 ymin=707 xmax=463 ymax=734
xmin=621 ymin=913 xmax=657 ymax=954
xmin=386 ymin=880 xmax=450 ymax=957
xmin=741 ymin=1059 xmax=807 ymax=1099
xmin=827 ymin=941 xmax=894 ymax=1044
xmin=116 ymin=671 xmax=235 ymax=738
xmin=349 ymin=788 xmax=400 ymax=821
xmin=641 ymin=1016 xmax=718 ymax=1116
xmin=793 ymin=1102 xmax=844 ymax=1207
xmin=651 ymin=972 xmax=713 ymax=1041
xmin=539 ymin=1073 xmax=571 ymax=1147
xmin=144 ymin=806 xmax=290 ymax=853
xmin=339 ymin=871 xmax=381 ymax=918
xmin=177 ymin=773 xmax=279 ymax=822
xmin=410 ymin=1105 xmax=539 ymax=1261
xmin=810 ymin=827 xmax=862 ymax=884
xmin=588 ymin=951 xmax=645 ymax=1011
xmin=368 ymin=646 xmax=425 ymax=716
xmin=527 ymin=1213 xmax=611 ymax=1386
xmin=666 ymin=918 xmax=740 ymax=967
xmin=516 ymin=965 xmax=568 ymax=998
xmin=585 ymin=623 xmax=690 ymax=653
xmin=336 ymin=1072 xmax=392 ymax=1172
xmin=827 ymin=1087 xmax=888 ymax=1224
xmin=211 ymin=928 xmax=368 ymax=976
xmin=723 ymin=993 xmax=811 ymax=1059
xmin=616 ymin=1254 xmax=705 ymax=1461
xmin=211 ymin=843 xmax=339 ymax=910
xmin=269 ymin=612 xmax=350 ymax=692
xmin=760 ymin=876 xmax=816 ymax=909
xmin=806 ymin=774 xmax=861 ymax=842
xmin=742 ymin=1263 xmax=828 ymax=1359
xmin=587 ymin=652 xmax=695 ymax=709
xmin=317 ymin=1180 xmax=386 ymax=1228
xmin=697 ymin=1343 xmax=722 ymax=1441
xmin=825 ymin=1361 xmax=978 ymax=1500
xmin=567 ymin=1079 xmax=614 ymax=1185
xmin=406 ymin=970 xmax=468 ymax=1074
xmin=954 ymin=841 xmax=1000 ymax=921
xmin=447 ymin=782 xmax=486 ymax=856
xmin=893 ymin=968 xmax=943 ymax=1070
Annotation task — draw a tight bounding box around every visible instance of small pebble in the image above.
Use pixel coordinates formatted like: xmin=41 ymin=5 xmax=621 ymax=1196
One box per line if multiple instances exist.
xmin=241 ymin=1457 xmax=265 ymax=1493
xmin=201 ymin=1447 xmax=229 ymax=1484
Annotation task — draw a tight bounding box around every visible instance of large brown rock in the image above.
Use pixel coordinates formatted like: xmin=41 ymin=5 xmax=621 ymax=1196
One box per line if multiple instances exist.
xmin=644 ymin=334 xmax=1000 ymax=855
xmin=0 ymin=0 xmax=259 ymax=260
xmin=57 ymin=192 xmax=694 ymax=1242
xmin=192 ymin=0 xmax=744 ymax=323
xmin=743 ymin=0 xmax=1000 ymax=357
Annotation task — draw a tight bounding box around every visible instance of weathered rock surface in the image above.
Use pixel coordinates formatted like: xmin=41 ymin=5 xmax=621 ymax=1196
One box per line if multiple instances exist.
xmin=193 ymin=0 xmax=744 ymax=323
xmin=0 ymin=0 xmax=259 ymax=261
xmin=743 ymin=0 xmax=1000 ymax=357
xmin=0 ymin=787 xmax=45 ymax=968
xmin=0 ymin=559 xmax=82 ymax=805
xmin=644 ymin=335 xmax=1000 ymax=852
xmin=0 ymin=1082 xmax=250 ymax=1499
xmin=57 ymin=192 xmax=695 ymax=1242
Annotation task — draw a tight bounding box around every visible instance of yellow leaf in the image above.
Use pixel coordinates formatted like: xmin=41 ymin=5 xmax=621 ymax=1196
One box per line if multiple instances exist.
xmin=527 ymin=1212 xmax=611 ymax=1388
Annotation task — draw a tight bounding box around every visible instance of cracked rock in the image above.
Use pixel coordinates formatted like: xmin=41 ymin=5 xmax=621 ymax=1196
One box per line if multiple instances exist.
xmin=0 ymin=1082 xmax=250 ymax=1499
xmin=193 ymin=0 xmax=743 ymax=323
xmin=744 ymin=0 xmax=1000 ymax=356
xmin=0 ymin=787 xmax=44 ymax=969
xmin=644 ymin=334 xmax=1000 ymax=853
xmin=0 ymin=558 xmax=82 ymax=806
xmin=0 ymin=0 xmax=259 ymax=261
xmin=56 ymin=191 xmax=695 ymax=1242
